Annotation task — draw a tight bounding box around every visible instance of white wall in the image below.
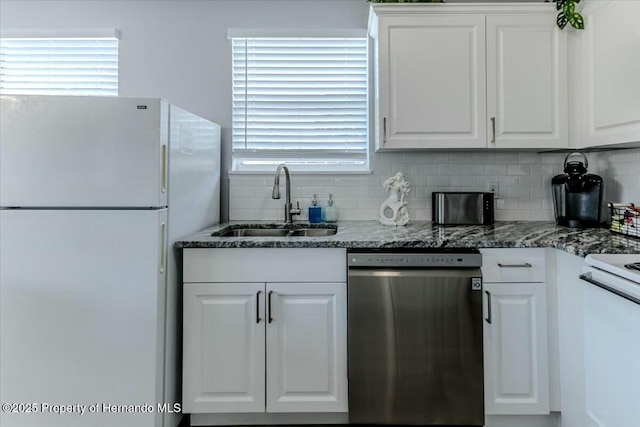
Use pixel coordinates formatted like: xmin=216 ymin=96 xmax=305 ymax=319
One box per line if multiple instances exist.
xmin=2 ymin=0 xmax=636 ymax=223
xmin=593 ymin=148 xmax=640 ymax=207
xmin=0 ymin=0 xmax=369 ymax=220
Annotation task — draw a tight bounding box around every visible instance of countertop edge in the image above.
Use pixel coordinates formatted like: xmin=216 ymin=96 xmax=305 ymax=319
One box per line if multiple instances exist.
xmin=174 ymin=221 xmax=640 ymax=258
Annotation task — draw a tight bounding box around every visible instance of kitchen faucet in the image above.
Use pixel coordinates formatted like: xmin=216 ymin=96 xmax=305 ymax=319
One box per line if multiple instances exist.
xmin=272 ymin=163 xmax=300 ymax=223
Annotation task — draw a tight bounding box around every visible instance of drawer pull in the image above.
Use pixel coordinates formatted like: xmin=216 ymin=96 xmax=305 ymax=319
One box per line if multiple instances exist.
xmin=268 ymin=291 xmax=274 ymax=323
xmin=498 ymin=263 xmax=532 ymax=268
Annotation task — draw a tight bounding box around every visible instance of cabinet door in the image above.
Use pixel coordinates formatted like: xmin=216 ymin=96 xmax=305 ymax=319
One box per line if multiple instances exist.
xmin=375 ymin=15 xmax=486 ymax=149
xmin=486 ymin=15 xmax=567 ymax=149
xmin=182 ymin=283 xmax=265 ymax=413
xmin=266 ymin=282 xmax=348 ymax=413
xmin=484 ymin=282 xmax=550 ymax=415
xmin=576 ymin=0 xmax=640 ymax=147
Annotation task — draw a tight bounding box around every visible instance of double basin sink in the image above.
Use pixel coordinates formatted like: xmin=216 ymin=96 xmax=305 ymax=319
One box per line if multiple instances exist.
xmin=212 ymin=224 xmax=338 ymax=238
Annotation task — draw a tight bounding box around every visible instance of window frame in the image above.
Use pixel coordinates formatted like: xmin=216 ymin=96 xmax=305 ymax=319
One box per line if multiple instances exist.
xmin=229 ymin=29 xmax=370 ymax=173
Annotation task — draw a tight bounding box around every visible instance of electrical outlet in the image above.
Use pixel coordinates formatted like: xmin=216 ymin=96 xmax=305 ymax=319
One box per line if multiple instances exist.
xmin=488 ymin=181 xmax=499 ymax=197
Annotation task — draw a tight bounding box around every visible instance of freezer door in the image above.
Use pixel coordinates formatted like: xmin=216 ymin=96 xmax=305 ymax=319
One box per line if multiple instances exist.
xmin=0 ymin=209 xmax=168 ymax=427
xmin=0 ymin=95 xmax=168 ymax=207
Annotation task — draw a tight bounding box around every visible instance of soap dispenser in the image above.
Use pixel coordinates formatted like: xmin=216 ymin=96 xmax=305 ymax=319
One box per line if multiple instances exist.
xmin=308 ymin=194 xmax=322 ymax=223
xmin=324 ymin=194 xmax=338 ymax=222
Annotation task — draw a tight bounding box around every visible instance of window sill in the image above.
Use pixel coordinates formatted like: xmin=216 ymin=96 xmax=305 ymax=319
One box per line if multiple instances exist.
xmin=227 ymin=170 xmax=373 ymax=176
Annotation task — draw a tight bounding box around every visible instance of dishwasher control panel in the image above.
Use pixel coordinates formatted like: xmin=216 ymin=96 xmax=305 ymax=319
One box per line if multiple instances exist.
xmin=348 ymin=252 xmax=482 ymax=268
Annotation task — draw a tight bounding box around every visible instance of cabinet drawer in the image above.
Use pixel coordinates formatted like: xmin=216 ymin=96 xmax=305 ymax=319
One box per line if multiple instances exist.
xmin=184 ymin=248 xmax=347 ymax=283
xmin=481 ymin=248 xmax=545 ymax=283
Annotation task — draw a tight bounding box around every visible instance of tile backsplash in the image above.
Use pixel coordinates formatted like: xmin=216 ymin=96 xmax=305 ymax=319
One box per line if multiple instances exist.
xmin=229 ymin=151 xmax=572 ymax=222
xmin=228 ymin=147 xmax=640 ymax=222
xmin=228 ymin=148 xmax=640 ymax=222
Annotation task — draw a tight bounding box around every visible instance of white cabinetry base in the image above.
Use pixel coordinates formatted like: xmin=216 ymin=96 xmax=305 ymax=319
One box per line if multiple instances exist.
xmin=190 ymin=412 xmax=348 ymax=426
xmin=486 ymin=413 xmax=559 ymax=427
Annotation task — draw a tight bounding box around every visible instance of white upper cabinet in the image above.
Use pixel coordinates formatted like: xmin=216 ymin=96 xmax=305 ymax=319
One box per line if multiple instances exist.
xmin=486 ymin=15 xmax=568 ymax=149
xmin=374 ymin=14 xmax=486 ymax=149
xmin=369 ymin=4 xmax=568 ymax=151
xmin=571 ymin=0 xmax=640 ymax=147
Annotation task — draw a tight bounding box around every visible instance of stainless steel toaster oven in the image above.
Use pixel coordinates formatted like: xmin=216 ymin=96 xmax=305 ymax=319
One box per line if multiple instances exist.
xmin=432 ymin=192 xmax=494 ymax=225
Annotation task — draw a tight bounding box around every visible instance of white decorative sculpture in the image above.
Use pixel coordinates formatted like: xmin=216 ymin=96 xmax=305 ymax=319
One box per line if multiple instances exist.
xmin=379 ymin=172 xmax=410 ymax=226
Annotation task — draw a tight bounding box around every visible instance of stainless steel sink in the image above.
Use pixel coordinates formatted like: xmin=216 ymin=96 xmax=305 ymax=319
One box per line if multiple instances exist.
xmin=217 ymin=228 xmax=291 ymax=237
xmin=289 ymin=228 xmax=337 ymax=237
xmin=213 ymin=225 xmax=337 ymax=238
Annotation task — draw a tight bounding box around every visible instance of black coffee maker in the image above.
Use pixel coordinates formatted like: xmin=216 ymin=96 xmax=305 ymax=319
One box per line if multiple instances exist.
xmin=552 ymin=152 xmax=603 ymax=228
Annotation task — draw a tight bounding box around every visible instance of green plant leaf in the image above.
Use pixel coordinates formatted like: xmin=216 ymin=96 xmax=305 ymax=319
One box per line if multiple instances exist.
xmin=556 ymin=0 xmax=566 ymax=11
xmin=557 ymin=11 xmax=568 ymax=29
xmin=563 ymin=1 xmax=575 ymax=15
xmin=570 ymin=12 xmax=585 ymax=29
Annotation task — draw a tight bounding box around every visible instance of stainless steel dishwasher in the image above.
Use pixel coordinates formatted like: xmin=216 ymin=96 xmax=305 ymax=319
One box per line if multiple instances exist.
xmin=347 ymin=249 xmax=484 ymax=426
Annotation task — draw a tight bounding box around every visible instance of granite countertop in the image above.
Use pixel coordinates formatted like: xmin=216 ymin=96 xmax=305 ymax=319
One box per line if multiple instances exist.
xmin=175 ymin=220 xmax=640 ymax=257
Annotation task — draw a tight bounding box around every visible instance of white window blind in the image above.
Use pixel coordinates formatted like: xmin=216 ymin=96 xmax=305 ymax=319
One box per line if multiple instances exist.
xmin=0 ymin=38 xmax=118 ymax=96
xmin=232 ymin=37 xmax=368 ymax=172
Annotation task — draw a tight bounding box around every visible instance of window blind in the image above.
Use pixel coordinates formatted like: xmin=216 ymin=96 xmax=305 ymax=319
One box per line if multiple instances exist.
xmin=0 ymin=38 xmax=118 ymax=96
xmin=232 ymin=37 xmax=368 ymax=172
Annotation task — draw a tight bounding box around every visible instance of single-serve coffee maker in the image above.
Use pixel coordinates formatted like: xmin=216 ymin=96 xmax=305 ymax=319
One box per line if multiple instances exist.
xmin=552 ymin=152 xmax=603 ymax=228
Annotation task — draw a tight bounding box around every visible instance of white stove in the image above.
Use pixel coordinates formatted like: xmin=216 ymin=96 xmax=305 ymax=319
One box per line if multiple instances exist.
xmin=583 ymin=253 xmax=640 ymax=301
xmin=581 ymin=253 xmax=640 ymax=427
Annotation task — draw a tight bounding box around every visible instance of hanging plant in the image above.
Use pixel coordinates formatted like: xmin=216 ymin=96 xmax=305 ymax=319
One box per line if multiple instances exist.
xmin=555 ymin=0 xmax=585 ymax=30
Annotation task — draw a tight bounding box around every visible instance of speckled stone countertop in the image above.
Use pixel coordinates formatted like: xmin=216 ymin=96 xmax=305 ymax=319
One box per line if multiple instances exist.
xmin=175 ymin=221 xmax=640 ymax=257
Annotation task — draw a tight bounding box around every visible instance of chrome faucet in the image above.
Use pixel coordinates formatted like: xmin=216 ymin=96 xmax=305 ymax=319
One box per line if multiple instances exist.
xmin=272 ymin=163 xmax=300 ymax=223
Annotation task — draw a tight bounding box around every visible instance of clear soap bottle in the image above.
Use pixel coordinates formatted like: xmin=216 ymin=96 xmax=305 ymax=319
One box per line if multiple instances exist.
xmin=324 ymin=194 xmax=338 ymax=222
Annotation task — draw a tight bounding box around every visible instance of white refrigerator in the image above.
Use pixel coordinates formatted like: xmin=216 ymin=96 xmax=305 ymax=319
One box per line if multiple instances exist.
xmin=0 ymin=95 xmax=221 ymax=427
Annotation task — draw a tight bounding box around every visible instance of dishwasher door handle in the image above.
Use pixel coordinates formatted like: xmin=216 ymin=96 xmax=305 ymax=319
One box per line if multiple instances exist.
xmin=485 ymin=290 xmax=492 ymax=324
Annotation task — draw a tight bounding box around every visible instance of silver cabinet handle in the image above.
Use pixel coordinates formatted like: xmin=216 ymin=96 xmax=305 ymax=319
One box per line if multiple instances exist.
xmin=498 ymin=263 xmax=532 ymax=268
xmin=268 ymin=291 xmax=274 ymax=323
xmin=256 ymin=290 xmax=262 ymax=324
xmin=383 ymin=117 xmax=387 ymax=145
xmin=490 ymin=117 xmax=496 ymax=143
xmin=485 ymin=290 xmax=492 ymax=324
xmin=580 ymin=273 xmax=640 ymax=306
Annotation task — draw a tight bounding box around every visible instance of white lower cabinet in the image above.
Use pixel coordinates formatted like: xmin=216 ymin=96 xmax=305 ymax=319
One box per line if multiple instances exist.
xmin=182 ymin=248 xmax=348 ymax=417
xmin=484 ymin=282 xmax=550 ymax=415
xmin=482 ymin=249 xmax=550 ymax=416
xmin=266 ymin=282 xmax=347 ymax=413
xmin=182 ymin=282 xmax=265 ymax=413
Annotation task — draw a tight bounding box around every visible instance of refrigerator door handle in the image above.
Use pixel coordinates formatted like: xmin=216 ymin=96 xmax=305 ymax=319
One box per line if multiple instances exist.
xmin=160 ymin=222 xmax=166 ymax=274
xmin=161 ymin=144 xmax=167 ymax=193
